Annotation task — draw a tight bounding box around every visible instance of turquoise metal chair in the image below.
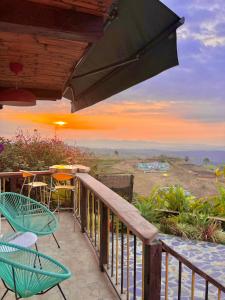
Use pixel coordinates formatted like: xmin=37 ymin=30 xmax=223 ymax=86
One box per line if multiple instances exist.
xmin=0 ymin=193 xmax=60 ymax=248
xmin=0 ymin=241 xmax=71 ymax=299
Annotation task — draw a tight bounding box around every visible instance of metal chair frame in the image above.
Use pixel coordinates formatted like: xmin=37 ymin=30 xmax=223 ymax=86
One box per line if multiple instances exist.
xmin=20 ymin=170 xmax=47 ymax=204
xmin=0 ymin=193 xmax=60 ymax=249
xmin=1 ymin=276 xmax=67 ymax=300
xmin=48 ymin=173 xmax=77 ymax=216
xmin=0 ymin=242 xmax=70 ymax=299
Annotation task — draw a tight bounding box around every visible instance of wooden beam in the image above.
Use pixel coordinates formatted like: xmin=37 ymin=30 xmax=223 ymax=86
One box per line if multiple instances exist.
xmin=32 ymin=88 xmax=62 ymax=100
xmin=0 ymin=0 xmax=104 ymax=42
xmin=0 ymin=87 xmax=62 ymax=100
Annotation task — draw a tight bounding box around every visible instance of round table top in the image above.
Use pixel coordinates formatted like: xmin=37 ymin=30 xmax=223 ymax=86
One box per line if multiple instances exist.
xmin=49 ymin=164 xmax=90 ymax=174
xmin=0 ymin=232 xmax=38 ymax=252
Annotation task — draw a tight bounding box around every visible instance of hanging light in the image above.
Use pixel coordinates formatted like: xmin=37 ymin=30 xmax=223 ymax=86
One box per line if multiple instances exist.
xmin=0 ymin=88 xmax=36 ymax=106
xmin=0 ymin=63 xmax=36 ymax=107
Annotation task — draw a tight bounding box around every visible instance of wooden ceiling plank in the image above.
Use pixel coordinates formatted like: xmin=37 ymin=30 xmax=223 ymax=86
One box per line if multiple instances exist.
xmin=28 ymin=0 xmax=111 ymax=16
xmin=0 ymin=0 xmax=104 ymax=43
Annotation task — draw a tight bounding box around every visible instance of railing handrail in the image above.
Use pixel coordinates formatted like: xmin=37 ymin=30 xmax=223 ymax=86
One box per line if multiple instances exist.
xmin=0 ymin=170 xmax=52 ymax=178
xmin=77 ymin=173 xmax=158 ymax=245
xmin=161 ymin=240 xmax=225 ymax=293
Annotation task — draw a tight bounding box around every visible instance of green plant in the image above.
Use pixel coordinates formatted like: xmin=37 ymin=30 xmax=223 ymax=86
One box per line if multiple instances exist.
xmin=206 ymin=186 xmax=225 ymax=217
xmin=156 ymin=185 xmax=193 ymax=212
xmin=160 ymin=212 xmax=221 ymax=242
xmin=134 ymin=194 xmax=162 ymax=224
xmin=135 ymin=184 xmax=225 ymax=244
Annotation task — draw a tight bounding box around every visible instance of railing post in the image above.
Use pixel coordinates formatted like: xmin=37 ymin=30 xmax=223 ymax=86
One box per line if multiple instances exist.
xmin=129 ymin=174 xmax=134 ymax=202
xmin=99 ymin=202 xmax=108 ymax=272
xmin=144 ymin=240 xmax=162 ymax=300
xmin=10 ymin=176 xmax=18 ymax=193
xmin=80 ymin=182 xmax=87 ymax=233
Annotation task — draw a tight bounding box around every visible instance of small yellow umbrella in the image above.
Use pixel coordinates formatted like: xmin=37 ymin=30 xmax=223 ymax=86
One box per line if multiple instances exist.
xmin=215 ymin=168 xmax=223 ymax=182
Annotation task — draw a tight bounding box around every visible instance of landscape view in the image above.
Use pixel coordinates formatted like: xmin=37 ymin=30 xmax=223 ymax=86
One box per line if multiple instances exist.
xmin=0 ymin=0 xmax=225 ymax=299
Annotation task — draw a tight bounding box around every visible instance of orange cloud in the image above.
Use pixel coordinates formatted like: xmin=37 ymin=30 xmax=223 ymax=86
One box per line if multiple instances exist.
xmin=1 ymin=100 xmax=224 ymax=146
xmin=1 ymin=111 xmax=114 ymax=131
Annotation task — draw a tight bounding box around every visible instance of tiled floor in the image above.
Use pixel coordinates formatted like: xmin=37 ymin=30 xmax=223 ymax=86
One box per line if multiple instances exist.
xmin=0 ymin=212 xmax=117 ymax=300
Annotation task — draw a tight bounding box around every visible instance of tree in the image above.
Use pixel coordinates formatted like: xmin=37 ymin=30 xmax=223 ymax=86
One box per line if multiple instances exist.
xmin=203 ymin=157 xmax=210 ymax=165
xmin=0 ymin=130 xmax=93 ymax=172
xmin=114 ymin=150 xmax=119 ymax=156
xmin=185 ymin=156 xmax=189 ymax=162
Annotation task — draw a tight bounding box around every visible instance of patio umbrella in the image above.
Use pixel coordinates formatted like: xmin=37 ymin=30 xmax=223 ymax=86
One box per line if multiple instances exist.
xmin=65 ymin=0 xmax=184 ymax=112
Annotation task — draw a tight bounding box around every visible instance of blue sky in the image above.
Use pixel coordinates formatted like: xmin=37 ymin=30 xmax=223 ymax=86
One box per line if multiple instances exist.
xmin=110 ymin=0 xmax=225 ymax=122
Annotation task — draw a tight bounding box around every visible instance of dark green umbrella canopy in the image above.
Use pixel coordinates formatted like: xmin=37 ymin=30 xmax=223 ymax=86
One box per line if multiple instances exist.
xmin=65 ymin=0 xmax=184 ymax=112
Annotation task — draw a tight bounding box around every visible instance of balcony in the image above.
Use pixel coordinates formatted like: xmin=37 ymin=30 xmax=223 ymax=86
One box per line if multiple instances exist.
xmin=0 ymin=211 xmax=117 ymax=300
xmin=0 ymin=171 xmax=225 ymax=300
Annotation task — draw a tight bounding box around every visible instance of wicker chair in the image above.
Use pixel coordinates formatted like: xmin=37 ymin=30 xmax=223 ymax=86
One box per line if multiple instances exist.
xmin=0 ymin=192 xmax=60 ymax=248
xmin=0 ymin=241 xmax=71 ymax=299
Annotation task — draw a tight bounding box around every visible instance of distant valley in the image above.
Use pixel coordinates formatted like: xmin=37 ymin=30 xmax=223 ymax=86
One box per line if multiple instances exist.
xmin=88 ymin=148 xmax=225 ymax=165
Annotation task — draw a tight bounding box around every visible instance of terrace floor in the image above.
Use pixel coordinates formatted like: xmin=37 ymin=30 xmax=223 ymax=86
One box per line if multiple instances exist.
xmin=0 ymin=212 xmax=117 ymax=300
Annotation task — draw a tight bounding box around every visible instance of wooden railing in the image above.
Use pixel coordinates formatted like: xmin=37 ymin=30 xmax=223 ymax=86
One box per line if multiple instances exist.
xmin=1 ymin=171 xmax=225 ymax=299
xmin=161 ymin=241 xmax=225 ymax=300
xmin=75 ymin=173 xmax=160 ymax=300
xmin=0 ymin=170 xmax=51 ymax=193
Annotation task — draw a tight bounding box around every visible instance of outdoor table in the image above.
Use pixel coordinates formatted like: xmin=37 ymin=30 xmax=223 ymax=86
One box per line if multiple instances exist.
xmin=0 ymin=232 xmax=38 ymax=252
xmin=49 ymin=164 xmax=90 ymax=174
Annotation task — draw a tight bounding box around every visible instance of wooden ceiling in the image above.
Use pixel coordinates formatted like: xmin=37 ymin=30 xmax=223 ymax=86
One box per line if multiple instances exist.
xmin=28 ymin=0 xmax=113 ymax=16
xmin=0 ymin=0 xmax=114 ymax=100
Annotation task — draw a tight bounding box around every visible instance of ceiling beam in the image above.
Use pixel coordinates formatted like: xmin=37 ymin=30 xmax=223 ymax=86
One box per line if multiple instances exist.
xmin=32 ymin=88 xmax=62 ymax=100
xmin=0 ymin=0 xmax=104 ymax=43
xmin=0 ymin=87 xmax=62 ymax=100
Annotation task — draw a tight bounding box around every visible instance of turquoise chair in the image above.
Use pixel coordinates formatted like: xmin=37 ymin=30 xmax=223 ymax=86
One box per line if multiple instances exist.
xmin=0 ymin=193 xmax=60 ymax=248
xmin=0 ymin=241 xmax=71 ymax=299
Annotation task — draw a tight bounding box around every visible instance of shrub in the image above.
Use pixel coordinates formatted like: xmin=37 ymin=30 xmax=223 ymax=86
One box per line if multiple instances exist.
xmin=134 ymin=193 xmax=163 ymax=224
xmin=0 ymin=130 xmax=94 ymax=172
xmin=156 ymin=185 xmax=194 ymax=212
xmin=211 ymin=186 xmax=225 ymax=216
xmin=135 ymin=184 xmax=225 ymax=244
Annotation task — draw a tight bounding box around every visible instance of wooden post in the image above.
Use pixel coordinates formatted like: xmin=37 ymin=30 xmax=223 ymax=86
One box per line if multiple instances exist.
xmin=144 ymin=240 xmax=162 ymax=300
xmin=70 ymin=177 xmax=75 ymax=208
xmin=99 ymin=202 xmax=108 ymax=272
xmin=10 ymin=176 xmax=18 ymax=193
xmin=129 ymin=174 xmax=134 ymax=202
xmin=80 ymin=182 xmax=87 ymax=233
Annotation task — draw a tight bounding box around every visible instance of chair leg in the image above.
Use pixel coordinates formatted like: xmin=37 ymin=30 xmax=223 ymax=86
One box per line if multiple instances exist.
xmin=28 ymin=186 xmax=32 ymax=198
xmin=57 ymin=192 xmax=60 ymax=220
xmin=40 ymin=186 xmax=43 ymax=204
xmin=52 ymin=233 xmax=60 ymax=248
xmin=57 ymin=284 xmax=67 ymax=300
xmin=7 ymin=220 xmax=16 ymax=232
xmin=34 ymin=243 xmax=42 ymax=269
xmin=48 ymin=189 xmax=52 ymax=209
xmin=12 ymin=267 xmax=19 ymax=300
xmin=73 ymin=189 xmax=76 ymax=232
xmin=1 ymin=289 xmax=8 ymax=300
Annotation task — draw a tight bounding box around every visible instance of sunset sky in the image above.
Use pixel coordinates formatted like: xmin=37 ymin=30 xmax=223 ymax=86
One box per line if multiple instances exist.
xmin=0 ymin=0 xmax=225 ymax=150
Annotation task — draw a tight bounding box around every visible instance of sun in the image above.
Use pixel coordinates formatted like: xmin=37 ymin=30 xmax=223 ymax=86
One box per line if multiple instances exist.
xmin=53 ymin=121 xmax=67 ymax=126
